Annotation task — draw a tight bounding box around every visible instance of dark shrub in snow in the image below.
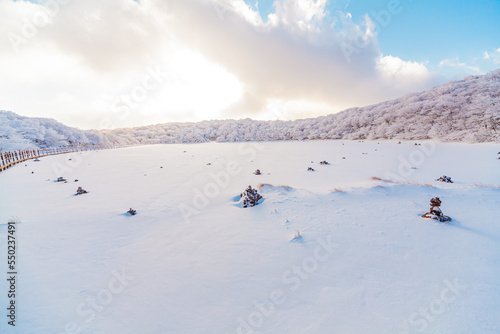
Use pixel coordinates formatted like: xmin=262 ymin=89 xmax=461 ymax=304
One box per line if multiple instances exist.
xmin=240 ymin=185 xmax=263 ymax=208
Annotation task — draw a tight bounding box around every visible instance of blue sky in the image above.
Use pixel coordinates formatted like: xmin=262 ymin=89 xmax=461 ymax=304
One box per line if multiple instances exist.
xmin=0 ymin=0 xmax=498 ymax=128
xmin=248 ymin=0 xmax=500 ymax=75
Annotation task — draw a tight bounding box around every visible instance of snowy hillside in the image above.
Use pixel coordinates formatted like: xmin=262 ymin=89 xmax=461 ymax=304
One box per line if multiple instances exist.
xmin=0 ymin=111 xmax=125 ymax=151
xmin=0 ymin=140 xmax=499 ymax=333
xmin=106 ymin=69 xmax=500 ymax=144
xmin=1 ymin=70 xmax=499 ymax=152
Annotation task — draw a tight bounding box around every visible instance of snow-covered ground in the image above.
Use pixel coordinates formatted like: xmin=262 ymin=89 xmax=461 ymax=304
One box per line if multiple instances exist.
xmin=0 ymin=140 xmax=499 ymax=334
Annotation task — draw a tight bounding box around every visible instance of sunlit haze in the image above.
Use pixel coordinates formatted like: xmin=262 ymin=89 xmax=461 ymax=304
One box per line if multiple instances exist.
xmin=0 ymin=0 xmax=499 ymax=129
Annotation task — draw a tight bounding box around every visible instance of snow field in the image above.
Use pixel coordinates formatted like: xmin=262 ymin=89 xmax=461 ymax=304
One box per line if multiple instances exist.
xmin=0 ymin=140 xmax=499 ymax=333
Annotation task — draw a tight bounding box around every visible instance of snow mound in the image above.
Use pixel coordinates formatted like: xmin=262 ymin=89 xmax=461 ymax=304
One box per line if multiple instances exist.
xmin=258 ymin=183 xmax=295 ymax=193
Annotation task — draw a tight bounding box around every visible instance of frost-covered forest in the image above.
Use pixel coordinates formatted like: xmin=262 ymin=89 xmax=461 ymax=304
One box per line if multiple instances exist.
xmin=0 ymin=111 xmax=112 ymax=151
xmin=1 ymin=70 xmax=499 ymax=151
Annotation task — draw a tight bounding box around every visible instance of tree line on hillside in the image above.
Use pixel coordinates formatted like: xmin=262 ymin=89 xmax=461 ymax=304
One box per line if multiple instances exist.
xmin=1 ymin=70 xmax=499 ymax=151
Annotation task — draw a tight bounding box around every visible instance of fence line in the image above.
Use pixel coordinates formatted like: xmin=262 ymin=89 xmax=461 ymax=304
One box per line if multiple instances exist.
xmin=0 ymin=145 xmax=121 ymax=172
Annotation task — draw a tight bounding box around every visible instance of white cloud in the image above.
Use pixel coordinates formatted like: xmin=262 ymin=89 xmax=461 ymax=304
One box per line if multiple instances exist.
xmin=215 ymin=0 xmax=264 ymax=26
xmin=439 ymin=58 xmax=466 ymax=67
xmin=0 ymin=0 xmax=440 ymax=129
xmin=482 ymin=48 xmax=500 ymax=64
xmin=272 ymin=0 xmax=328 ymax=31
xmin=377 ymin=55 xmax=432 ymax=91
xmin=439 ymin=57 xmax=481 ymax=74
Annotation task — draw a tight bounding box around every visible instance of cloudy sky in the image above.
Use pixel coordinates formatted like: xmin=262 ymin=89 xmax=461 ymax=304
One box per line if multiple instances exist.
xmin=0 ymin=0 xmax=499 ymax=129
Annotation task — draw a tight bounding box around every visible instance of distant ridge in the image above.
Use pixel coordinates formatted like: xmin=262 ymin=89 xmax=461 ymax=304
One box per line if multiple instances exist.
xmin=1 ymin=69 xmax=499 ymax=151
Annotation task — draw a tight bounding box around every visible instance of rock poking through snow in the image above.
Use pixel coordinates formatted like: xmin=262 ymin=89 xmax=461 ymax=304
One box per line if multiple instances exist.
xmin=422 ymin=197 xmax=451 ymax=222
xmin=436 ymin=175 xmax=453 ymax=183
xmin=75 ymin=186 xmax=88 ymax=195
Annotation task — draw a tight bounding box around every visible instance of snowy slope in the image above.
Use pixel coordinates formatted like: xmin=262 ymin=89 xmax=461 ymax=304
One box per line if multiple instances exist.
xmin=0 ymin=140 xmax=499 ymax=334
xmin=0 ymin=111 xmax=129 ymax=151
